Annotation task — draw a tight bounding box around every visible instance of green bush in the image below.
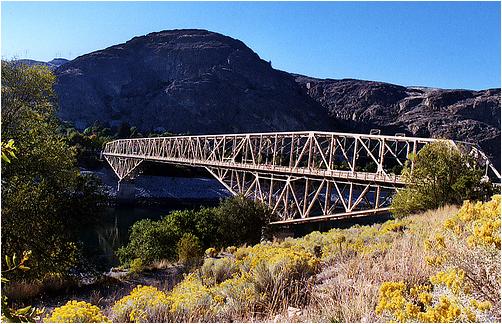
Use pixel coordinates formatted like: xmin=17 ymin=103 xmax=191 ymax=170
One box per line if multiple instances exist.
xmin=116 ymin=219 xmax=180 ymax=265
xmin=214 ymin=195 xmax=273 ymax=247
xmin=176 ymin=233 xmax=203 ymax=269
xmin=162 ymin=208 xmax=219 ymax=248
xmin=117 ymin=196 xmax=273 ymax=267
xmin=129 ymin=258 xmax=144 ymax=274
xmin=391 ymin=141 xmax=492 ymax=218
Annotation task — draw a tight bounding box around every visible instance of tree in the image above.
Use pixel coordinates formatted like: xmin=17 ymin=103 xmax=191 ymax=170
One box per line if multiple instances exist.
xmin=214 ymin=195 xmax=273 ymax=246
xmin=391 ymin=141 xmax=492 ymax=218
xmin=1 ymin=61 xmax=105 ymax=279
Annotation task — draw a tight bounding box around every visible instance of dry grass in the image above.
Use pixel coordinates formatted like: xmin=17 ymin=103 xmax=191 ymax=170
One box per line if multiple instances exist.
xmin=148 ymin=259 xmax=174 ymax=270
xmin=3 ymin=273 xmax=79 ymax=303
xmin=291 ymin=205 xmax=460 ymax=323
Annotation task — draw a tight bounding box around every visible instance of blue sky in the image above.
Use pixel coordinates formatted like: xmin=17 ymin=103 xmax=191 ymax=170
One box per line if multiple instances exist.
xmin=1 ymin=1 xmax=500 ymax=90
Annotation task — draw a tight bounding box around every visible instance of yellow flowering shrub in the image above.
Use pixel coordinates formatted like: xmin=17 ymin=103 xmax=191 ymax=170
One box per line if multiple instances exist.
xmin=429 ymin=268 xmax=465 ymax=294
xmin=375 ymin=280 xmax=493 ymax=323
xmin=376 ymin=195 xmax=501 ymax=322
xmin=205 ymin=247 xmax=218 ymax=258
xmin=282 ymin=219 xmax=411 ymax=263
xmin=215 ymin=272 xmax=259 ymax=311
xmin=375 ymin=281 xmax=408 ymax=321
xmin=44 ymin=301 xmax=109 ymax=323
xmin=444 ymin=195 xmax=500 ymax=249
xmin=153 ymin=241 xmax=319 ymax=321
xmin=112 ymin=285 xmax=169 ymax=322
xmin=380 ymin=220 xmax=407 ymax=233
xmin=166 ymin=273 xmax=213 ymax=315
xmin=238 ymin=244 xmax=319 ymax=276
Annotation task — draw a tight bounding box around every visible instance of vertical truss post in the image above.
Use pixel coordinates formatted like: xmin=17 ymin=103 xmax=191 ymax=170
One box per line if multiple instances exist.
xmin=352 ymin=137 xmax=358 ymax=173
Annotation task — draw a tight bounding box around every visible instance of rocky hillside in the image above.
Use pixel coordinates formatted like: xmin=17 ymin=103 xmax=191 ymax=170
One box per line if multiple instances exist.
xmin=295 ymin=76 xmax=501 ymax=166
xmin=37 ymin=29 xmax=500 ymax=166
xmin=54 ymin=29 xmax=334 ymax=133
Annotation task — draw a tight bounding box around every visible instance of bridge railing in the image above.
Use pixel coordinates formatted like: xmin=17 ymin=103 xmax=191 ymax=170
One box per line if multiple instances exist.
xmin=103 ymin=131 xmax=434 ymax=182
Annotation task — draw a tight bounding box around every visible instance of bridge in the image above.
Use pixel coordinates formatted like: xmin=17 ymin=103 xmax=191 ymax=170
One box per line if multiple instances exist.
xmin=102 ymin=131 xmax=500 ymax=224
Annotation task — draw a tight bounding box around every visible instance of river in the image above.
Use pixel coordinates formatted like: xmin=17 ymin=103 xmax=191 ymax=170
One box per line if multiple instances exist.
xmin=80 ymin=201 xmax=221 ymax=269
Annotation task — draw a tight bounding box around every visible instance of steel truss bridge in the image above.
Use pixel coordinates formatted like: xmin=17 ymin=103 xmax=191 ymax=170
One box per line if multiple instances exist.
xmin=103 ymin=131 xmax=500 ymax=225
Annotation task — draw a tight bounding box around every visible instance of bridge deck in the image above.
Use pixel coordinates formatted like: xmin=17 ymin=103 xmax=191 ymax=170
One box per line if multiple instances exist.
xmin=103 ymin=152 xmax=405 ymax=184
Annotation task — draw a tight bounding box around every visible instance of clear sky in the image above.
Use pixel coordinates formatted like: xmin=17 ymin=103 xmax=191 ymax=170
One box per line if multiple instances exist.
xmin=1 ymin=1 xmax=500 ymax=90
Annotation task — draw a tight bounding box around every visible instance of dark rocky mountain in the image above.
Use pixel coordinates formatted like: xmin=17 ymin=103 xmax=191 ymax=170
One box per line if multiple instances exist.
xmin=294 ymin=76 xmax=500 ymax=167
xmin=45 ymin=29 xmax=500 ymax=166
xmin=54 ymin=29 xmax=334 ymax=133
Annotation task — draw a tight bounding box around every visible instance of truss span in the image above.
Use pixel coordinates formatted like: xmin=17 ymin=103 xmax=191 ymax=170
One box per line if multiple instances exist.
xmin=103 ymin=131 xmax=500 ymax=224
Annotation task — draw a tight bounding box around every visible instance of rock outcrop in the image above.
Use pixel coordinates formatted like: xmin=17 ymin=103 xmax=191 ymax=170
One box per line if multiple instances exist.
xmin=295 ymin=76 xmax=501 ymax=166
xmin=54 ymin=29 xmax=334 ymax=133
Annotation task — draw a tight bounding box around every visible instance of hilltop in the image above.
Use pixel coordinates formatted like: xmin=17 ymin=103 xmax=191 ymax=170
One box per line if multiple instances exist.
xmin=53 ymin=29 xmax=334 ymax=134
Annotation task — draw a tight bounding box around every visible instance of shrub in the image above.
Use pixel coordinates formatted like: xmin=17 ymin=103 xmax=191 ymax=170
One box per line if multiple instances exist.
xmin=287 ymin=219 xmax=411 ymax=262
xmin=176 ymin=233 xmax=203 ymax=269
xmin=129 ymin=258 xmax=144 ymax=274
xmin=391 ymin=141 xmax=491 ymax=218
xmin=112 ymin=285 xmax=169 ymax=322
xmin=161 ymin=209 xmax=219 ymax=249
xmin=116 ymin=219 xmax=179 ymax=266
xmin=376 ymin=196 xmax=501 ymax=322
xmin=428 ymin=195 xmax=501 ymax=311
xmin=213 ymin=273 xmax=259 ymax=320
xmin=200 ymin=257 xmax=239 ymax=285
xmin=143 ymin=241 xmax=320 ymax=322
xmin=44 ymin=301 xmax=109 ymax=323
xmin=215 ymin=195 xmax=273 ymax=246
xmin=117 ymin=196 xmax=273 ymax=267
xmin=205 ymin=247 xmax=218 ymax=258
xmin=165 ymin=273 xmax=215 ymax=321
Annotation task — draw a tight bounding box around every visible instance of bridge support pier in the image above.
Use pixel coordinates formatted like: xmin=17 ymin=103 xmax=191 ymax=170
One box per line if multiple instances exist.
xmin=117 ymin=180 xmax=136 ymax=203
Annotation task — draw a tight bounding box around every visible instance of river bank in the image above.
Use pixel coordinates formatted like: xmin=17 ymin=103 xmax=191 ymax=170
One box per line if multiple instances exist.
xmin=83 ymin=167 xmax=231 ymax=206
xmin=74 ymin=167 xmax=232 ymax=269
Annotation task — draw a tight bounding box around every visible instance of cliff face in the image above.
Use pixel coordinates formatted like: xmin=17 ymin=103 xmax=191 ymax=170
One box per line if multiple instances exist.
xmin=54 ymin=29 xmax=333 ymax=134
xmin=295 ymin=76 xmax=501 ymax=166
xmin=46 ymin=29 xmax=499 ymax=165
